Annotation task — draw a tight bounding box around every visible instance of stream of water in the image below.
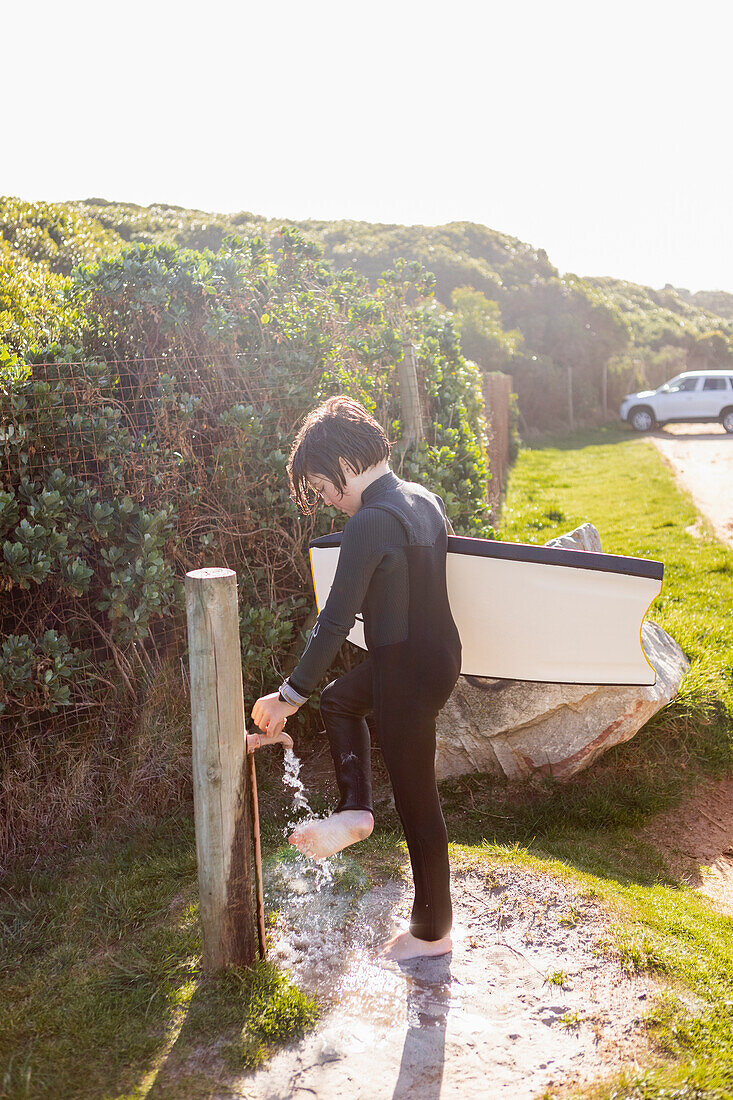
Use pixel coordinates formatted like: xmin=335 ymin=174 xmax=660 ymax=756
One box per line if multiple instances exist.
xmin=282 ymin=746 xmax=313 ymax=823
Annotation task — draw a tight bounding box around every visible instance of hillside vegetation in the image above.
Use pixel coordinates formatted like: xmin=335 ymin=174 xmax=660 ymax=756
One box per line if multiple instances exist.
xmin=1 ymin=193 xmax=731 ymax=864
xmin=3 ymin=196 xmax=733 ymax=430
xmin=0 ymin=212 xmax=493 ymax=868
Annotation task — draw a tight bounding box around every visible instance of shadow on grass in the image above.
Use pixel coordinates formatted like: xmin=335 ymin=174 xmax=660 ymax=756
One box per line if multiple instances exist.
xmin=521 ymin=423 xmax=637 ymax=451
xmin=521 ymin=421 xmax=731 ymax=454
xmin=142 ymin=960 xmax=318 ymax=1100
xmin=1 ymin=812 xmax=325 ymax=1100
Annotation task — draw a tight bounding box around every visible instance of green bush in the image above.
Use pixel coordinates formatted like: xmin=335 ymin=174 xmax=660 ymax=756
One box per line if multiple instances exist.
xmin=0 ymin=197 xmax=121 ymax=275
xmin=0 ymin=230 xmax=493 ymax=831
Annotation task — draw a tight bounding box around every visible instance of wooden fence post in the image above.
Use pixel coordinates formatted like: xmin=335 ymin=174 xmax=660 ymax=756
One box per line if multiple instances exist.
xmin=397 ymin=342 xmax=424 ymax=447
xmin=185 ymin=567 xmax=257 ymax=971
xmin=567 ymin=366 xmax=575 ymax=431
xmin=482 ymin=371 xmax=513 ymax=519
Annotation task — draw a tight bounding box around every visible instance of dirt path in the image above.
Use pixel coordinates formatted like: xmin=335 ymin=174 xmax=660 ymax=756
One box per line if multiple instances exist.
xmin=647 ymin=422 xmax=733 ymax=548
xmin=228 ymin=860 xmax=658 ymax=1099
xmin=642 ymin=775 xmax=733 ymax=915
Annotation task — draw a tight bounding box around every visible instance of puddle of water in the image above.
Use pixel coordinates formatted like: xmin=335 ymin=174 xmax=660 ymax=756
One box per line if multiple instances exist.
xmin=268 ymin=749 xmax=461 ymax=1035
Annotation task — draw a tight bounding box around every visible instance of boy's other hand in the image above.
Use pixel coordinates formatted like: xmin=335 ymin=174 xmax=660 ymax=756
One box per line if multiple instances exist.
xmin=251 ymin=692 xmax=298 ymax=744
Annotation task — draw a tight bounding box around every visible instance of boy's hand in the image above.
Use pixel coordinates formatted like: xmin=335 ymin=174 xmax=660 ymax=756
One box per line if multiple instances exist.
xmin=250 ymin=692 xmax=298 ymax=747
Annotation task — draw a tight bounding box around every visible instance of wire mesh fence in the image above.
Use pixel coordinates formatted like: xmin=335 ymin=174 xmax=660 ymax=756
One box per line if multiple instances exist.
xmin=0 ymin=350 xmax=338 ymax=863
xmin=2 ymin=344 xmax=497 ymax=866
xmin=0 ymin=224 xmax=510 ymax=866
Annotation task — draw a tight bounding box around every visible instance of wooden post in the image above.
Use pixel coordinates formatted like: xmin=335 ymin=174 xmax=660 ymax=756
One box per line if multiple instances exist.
xmin=567 ymin=366 xmax=575 ymax=431
xmin=185 ymin=567 xmax=257 ymax=970
xmin=397 ymin=342 xmax=424 ymax=447
xmin=601 ymin=362 xmax=608 ymax=420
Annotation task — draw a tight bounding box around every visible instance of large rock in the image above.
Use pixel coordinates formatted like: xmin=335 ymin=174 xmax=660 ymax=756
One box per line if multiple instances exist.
xmin=542 ymin=520 xmax=602 ymax=553
xmin=435 ymin=524 xmax=689 ymax=782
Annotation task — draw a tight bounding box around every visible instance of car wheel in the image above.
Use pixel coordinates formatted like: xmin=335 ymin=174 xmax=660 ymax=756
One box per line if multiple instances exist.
xmin=721 ymin=408 xmax=733 ymax=434
xmin=629 ymin=406 xmax=655 ymax=432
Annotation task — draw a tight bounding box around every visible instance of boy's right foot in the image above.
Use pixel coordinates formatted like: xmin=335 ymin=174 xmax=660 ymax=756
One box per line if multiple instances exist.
xmin=289 ymin=810 xmax=374 ymax=860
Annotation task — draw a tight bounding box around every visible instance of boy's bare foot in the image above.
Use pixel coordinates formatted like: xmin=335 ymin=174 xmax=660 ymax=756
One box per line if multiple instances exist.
xmin=379 ymin=930 xmax=452 ymax=962
xmin=288 ymin=810 xmax=374 ymax=860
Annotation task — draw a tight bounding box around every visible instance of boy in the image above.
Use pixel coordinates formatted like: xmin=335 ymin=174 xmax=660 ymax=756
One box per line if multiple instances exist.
xmin=251 ymin=395 xmax=461 ymax=960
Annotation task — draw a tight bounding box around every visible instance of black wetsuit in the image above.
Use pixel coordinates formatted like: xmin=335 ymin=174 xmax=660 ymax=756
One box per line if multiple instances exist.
xmin=283 ymin=470 xmax=462 ymax=941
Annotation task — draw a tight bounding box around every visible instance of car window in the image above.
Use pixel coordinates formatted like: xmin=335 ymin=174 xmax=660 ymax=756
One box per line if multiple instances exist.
xmin=659 ymin=377 xmax=698 ymax=393
xmin=703 ymin=377 xmax=727 ymax=391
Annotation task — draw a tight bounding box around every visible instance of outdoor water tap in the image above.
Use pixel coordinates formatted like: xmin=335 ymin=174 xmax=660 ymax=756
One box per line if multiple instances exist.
xmin=246 ymin=729 xmax=294 ymax=753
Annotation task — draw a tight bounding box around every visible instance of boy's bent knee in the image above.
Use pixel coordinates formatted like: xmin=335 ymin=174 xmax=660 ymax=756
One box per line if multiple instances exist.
xmin=320 ymin=678 xmax=362 ymax=718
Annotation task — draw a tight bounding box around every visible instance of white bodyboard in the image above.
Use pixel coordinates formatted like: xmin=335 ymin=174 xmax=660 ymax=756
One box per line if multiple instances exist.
xmin=309 ymin=534 xmax=663 ymax=686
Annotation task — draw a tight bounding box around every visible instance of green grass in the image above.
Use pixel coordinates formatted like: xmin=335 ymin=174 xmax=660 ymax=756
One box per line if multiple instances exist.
xmin=2 ymin=423 xmax=732 ymax=1098
xmin=498 ymin=424 xmax=733 ymax=725
xmin=0 ymin=753 xmax=406 ymax=1099
xmin=544 ymin=968 xmax=569 ymax=987
xmin=474 ymin=424 xmax=733 ymax=1099
xmin=0 ymin=816 xmax=318 ymax=1099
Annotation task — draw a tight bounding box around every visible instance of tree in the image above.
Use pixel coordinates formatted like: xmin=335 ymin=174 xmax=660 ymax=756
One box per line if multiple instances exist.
xmin=688 ymin=331 xmax=733 ymax=369
xmin=449 ymin=287 xmax=523 ymax=371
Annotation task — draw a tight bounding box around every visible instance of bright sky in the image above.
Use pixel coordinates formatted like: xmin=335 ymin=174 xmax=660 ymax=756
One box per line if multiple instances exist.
xmin=5 ymin=0 xmax=732 ymax=292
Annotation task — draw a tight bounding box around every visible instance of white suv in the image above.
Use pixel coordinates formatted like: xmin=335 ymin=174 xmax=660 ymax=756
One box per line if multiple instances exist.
xmin=620 ymin=370 xmax=733 ymax=433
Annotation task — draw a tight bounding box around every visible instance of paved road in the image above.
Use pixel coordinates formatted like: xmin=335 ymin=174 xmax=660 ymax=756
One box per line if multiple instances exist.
xmin=646 ymin=423 xmax=733 ymax=549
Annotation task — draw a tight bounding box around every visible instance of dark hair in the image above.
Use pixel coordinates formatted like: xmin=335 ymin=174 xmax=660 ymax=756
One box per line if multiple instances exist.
xmin=287 ymin=395 xmax=391 ymax=513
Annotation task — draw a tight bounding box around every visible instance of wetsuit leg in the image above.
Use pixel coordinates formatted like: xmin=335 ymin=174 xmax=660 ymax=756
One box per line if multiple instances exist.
xmin=373 ymin=665 xmax=456 ymax=942
xmin=376 ymin=699 xmax=451 ymax=941
xmin=319 ymin=658 xmax=375 ymax=814
xmin=322 ymin=658 xmax=454 ymax=940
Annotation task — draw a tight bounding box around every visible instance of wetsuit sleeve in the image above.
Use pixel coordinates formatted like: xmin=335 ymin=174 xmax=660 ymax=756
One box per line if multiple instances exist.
xmin=284 ymin=508 xmax=405 ymax=700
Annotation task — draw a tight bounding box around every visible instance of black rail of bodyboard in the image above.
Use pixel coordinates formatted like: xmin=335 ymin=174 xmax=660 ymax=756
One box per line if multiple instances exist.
xmin=309 ymin=532 xmax=664 ymax=582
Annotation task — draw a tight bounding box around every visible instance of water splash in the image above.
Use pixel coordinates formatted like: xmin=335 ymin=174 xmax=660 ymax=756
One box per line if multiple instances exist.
xmin=263 ymin=749 xmax=462 ymax=1044
xmin=275 ymin=746 xmax=334 ymax=893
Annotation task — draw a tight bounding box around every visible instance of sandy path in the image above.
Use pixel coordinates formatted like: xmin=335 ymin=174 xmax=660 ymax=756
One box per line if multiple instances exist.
xmin=647 ymin=423 xmax=733 ymax=548
xmin=225 ymin=860 xmax=657 ymax=1099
